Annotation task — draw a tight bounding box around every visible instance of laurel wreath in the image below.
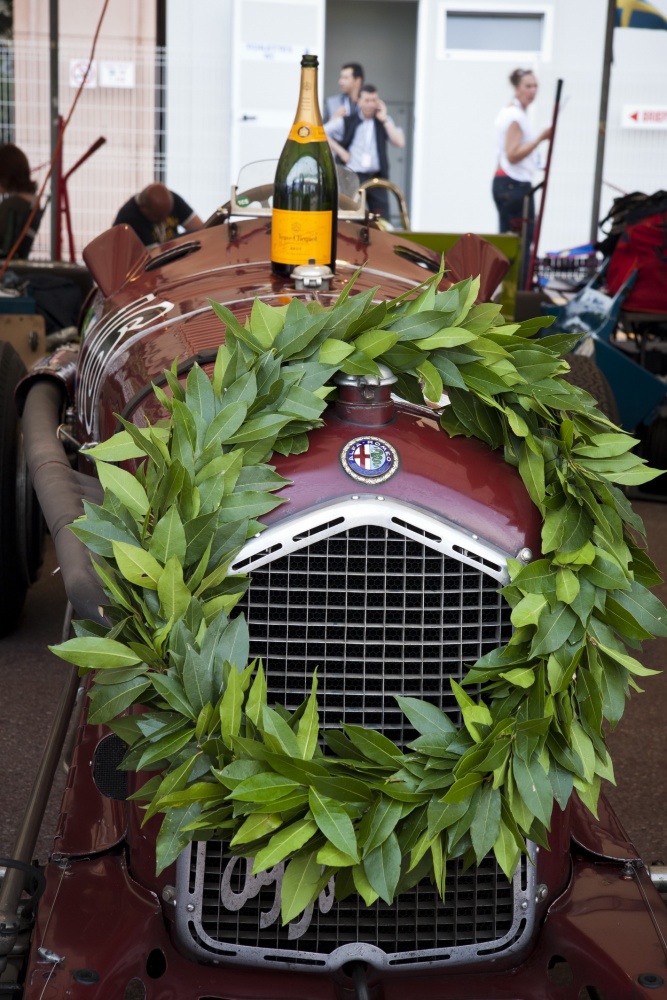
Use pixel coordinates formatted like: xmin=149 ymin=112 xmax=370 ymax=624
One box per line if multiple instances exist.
xmin=50 ymin=264 xmax=666 ymax=925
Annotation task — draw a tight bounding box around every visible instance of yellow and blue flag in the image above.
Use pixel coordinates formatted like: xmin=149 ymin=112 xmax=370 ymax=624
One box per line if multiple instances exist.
xmin=616 ymin=0 xmax=667 ymax=29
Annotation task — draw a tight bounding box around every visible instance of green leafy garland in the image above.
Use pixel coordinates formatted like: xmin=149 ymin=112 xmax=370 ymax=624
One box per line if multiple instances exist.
xmin=51 ymin=266 xmax=666 ymax=925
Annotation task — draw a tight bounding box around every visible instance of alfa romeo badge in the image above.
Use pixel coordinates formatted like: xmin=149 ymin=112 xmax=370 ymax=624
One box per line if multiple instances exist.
xmin=341 ymin=436 xmax=399 ymax=484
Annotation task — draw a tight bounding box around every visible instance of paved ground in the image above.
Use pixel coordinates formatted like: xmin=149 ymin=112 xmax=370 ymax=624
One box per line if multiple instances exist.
xmin=1 ymin=502 xmax=666 ymax=865
xmin=605 ymin=497 xmax=667 ymax=863
xmin=0 ymin=539 xmax=71 ymax=863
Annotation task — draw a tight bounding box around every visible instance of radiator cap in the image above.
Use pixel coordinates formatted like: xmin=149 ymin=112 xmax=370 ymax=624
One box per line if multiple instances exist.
xmin=334 ymin=363 xmax=397 ymax=388
xmin=334 ymin=364 xmax=397 ymax=425
xmin=292 ymin=261 xmax=333 ymax=290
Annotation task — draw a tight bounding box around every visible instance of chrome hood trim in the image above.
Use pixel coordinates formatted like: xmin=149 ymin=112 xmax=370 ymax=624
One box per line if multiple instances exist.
xmin=230 ymin=495 xmax=511 ymax=585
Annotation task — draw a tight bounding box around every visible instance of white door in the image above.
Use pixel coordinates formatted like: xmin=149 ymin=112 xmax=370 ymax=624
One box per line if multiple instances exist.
xmin=230 ymin=0 xmax=326 ymax=187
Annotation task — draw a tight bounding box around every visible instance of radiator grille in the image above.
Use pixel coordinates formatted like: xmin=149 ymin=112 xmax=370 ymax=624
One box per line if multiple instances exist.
xmin=186 ymin=840 xmax=526 ymax=962
xmin=177 ymin=518 xmax=532 ymax=969
xmin=236 ymin=524 xmax=512 ymax=742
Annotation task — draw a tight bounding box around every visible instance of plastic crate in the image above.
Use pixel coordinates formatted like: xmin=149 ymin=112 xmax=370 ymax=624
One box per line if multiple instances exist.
xmin=535 ymin=254 xmax=601 ymax=283
xmin=0 ymin=292 xmax=36 ymax=314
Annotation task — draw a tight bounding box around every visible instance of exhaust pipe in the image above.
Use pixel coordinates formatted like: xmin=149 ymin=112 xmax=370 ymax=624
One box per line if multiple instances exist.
xmin=20 ymin=379 xmax=106 ymax=623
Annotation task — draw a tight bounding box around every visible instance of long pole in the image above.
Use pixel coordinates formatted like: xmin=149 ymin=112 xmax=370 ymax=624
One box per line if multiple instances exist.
xmin=525 ymin=78 xmax=563 ymax=291
xmin=55 ymin=116 xmax=64 ymax=261
xmin=590 ymin=0 xmax=616 ymax=243
xmin=49 ymin=0 xmax=59 ymax=260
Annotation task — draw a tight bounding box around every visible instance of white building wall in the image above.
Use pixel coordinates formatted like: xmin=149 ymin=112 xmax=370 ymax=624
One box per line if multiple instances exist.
xmin=164 ymin=0 xmax=667 ymax=254
xmin=165 ymin=0 xmax=325 ymax=222
xmin=602 ymin=25 xmax=667 ymax=227
xmin=165 ymin=0 xmax=234 ymax=222
xmin=411 ymin=0 xmax=608 ymax=251
xmin=535 ymin=0 xmax=608 ymax=250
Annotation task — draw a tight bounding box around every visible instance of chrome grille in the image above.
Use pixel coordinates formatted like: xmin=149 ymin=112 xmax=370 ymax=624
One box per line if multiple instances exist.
xmin=175 ymin=513 xmax=535 ymax=970
xmin=236 ymin=524 xmax=512 ymax=742
xmin=181 ymin=841 xmax=529 ymax=967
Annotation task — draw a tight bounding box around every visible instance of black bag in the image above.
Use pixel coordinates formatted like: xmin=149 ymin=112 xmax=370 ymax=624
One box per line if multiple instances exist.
xmin=597 ymin=190 xmax=667 ymax=257
xmin=27 ymin=273 xmax=83 ymax=334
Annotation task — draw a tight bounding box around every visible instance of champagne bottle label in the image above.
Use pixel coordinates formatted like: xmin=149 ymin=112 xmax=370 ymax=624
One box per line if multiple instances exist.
xmin=271 ymin=55 xmax=337 ymax=275
xmin=288 ymin=121 xmax=327 ymax=144
xmin=271 ymin=208 xmax=333 ymax=265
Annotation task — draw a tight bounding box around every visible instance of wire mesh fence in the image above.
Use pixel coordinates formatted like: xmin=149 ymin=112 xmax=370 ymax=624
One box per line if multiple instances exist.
xmin=1 ymin=38 xmax=166 ymax=262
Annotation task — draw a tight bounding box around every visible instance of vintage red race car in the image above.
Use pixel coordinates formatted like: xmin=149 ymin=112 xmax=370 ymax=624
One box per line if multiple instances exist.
xmin=1 ymin=180 xmax=666 ymax=1000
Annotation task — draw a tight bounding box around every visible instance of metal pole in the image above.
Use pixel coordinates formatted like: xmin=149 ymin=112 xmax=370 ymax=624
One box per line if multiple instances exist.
xmin=55 ymin=116 xmax=64 ymax=262
xmin=49 ymin=0 xmax=59 ymax=260
xmin=518 ymin=190 xmax=532 ymax=292
xmin=590 ymin=0 xmax=616 ymax=244
xmin=525 ymin=79 xmax=563 ymax=291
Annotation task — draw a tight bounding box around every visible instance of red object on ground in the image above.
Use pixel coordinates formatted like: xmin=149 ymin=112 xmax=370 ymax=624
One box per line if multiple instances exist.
xmin=607 ymin=211 xmax=667 ymax=312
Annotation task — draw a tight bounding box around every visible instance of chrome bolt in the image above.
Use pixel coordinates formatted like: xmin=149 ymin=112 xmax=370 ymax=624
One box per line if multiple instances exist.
xmin=162 ymin=885 xmax=177 ymax=905
xmin=186 ymin=903 xmax=195 ymax=912
xmin=37 ymin=948 xmax=64 ymax=964
xmin=518 ymin=547 xmax=533 ymax=563
xmin=520 ymin=900 xmax=528 ymax=910
xmin=535 ymin=883 xmax=548 ymax=902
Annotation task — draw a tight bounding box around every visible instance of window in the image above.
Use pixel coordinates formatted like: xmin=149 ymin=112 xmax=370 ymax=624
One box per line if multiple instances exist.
xmin=438 ymin=3 xmax=553 ymax=61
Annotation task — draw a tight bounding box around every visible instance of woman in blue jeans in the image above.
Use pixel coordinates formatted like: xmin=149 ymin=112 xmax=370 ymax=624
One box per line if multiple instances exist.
xmin=492 ymin=69 xmax=552 ymax=239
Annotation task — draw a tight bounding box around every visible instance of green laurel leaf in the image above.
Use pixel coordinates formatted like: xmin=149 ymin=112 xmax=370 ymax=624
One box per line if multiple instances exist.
xmin=48 ymin=268 xmax=665 ymax=915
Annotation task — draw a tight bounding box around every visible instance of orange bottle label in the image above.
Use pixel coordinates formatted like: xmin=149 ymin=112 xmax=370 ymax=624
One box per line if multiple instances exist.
xmin=271 ymin=208 xmax=332 ymax=265
xmin=288 ymin=121 xmax=327 ymax=143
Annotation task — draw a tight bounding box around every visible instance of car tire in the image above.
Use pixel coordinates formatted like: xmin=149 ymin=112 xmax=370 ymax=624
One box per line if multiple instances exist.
xmin=0 ymin=341 xmax=44 ymax=638
xmin=644 ymin=415 xmax=667 ymax=471
xmin=634 ymin=415 xmax=667 ymax=499
xmin=562 ymin=353 xmax=620 ymax=425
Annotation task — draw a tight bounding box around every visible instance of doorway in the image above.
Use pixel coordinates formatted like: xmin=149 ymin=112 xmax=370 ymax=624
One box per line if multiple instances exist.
xmin=324 ymin=0 xmax=418 ymax=222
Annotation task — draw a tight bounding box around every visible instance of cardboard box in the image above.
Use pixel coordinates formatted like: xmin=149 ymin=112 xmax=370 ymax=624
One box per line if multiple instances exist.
xmin=0 ymin=313 xmax=47 ymax=369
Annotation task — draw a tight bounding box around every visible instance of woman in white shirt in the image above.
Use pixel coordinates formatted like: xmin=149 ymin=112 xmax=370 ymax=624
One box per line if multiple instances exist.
xmin=492 ymin=69 xmax=552 ymax=236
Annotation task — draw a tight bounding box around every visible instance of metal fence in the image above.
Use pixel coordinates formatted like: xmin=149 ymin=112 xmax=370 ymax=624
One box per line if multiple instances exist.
xmin=1 ymin=39 xmax=166 ymax=262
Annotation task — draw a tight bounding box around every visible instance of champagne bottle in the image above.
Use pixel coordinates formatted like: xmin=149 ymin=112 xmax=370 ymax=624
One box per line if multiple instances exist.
xmin=271 ymin=54 xmax=338 ymax=276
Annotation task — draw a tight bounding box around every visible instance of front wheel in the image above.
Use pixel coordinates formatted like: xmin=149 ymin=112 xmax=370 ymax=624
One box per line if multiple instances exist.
xmin=0 ymin=341 xmax=44 ymax=637
xmin=644 ymin=415 xmax=667 ymax=471
xmin=639 ymin=416 xmax=667 ymax=498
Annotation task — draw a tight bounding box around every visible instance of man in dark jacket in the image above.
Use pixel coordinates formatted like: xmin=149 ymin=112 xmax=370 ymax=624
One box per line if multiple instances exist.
xmin=113 ymin=183 xmax=203 ymax=247
xmin=324 ymin=84 xmax=405 ymax=218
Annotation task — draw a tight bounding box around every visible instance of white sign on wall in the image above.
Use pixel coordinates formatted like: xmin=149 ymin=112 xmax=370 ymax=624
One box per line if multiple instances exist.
xmin=622 ymin=104 xmax=667 ymax=129
xmin=241 ymin=41 xmax=309 ymax=62
xmin=100 ymin=61 xmax=136 ymax=89
xmin=69 ymin=59 xmax=97 ymax=89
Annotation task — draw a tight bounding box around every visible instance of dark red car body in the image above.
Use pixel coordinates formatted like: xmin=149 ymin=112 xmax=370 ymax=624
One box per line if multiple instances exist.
xmin=8 ymin=214 xmax=667 ymax=999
